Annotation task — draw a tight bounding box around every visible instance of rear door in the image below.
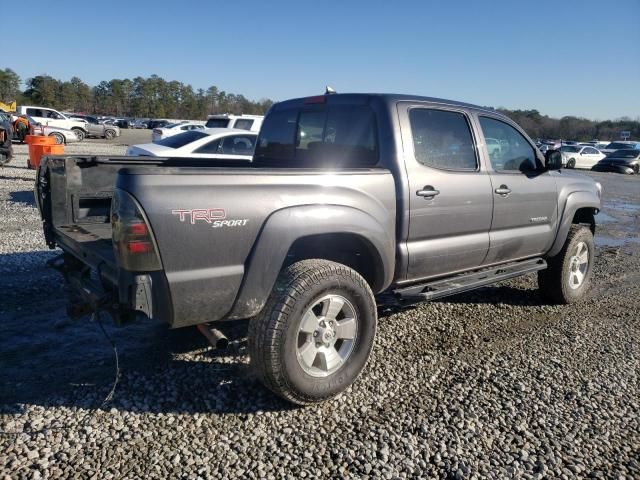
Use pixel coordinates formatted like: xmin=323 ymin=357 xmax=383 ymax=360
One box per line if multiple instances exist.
xmin=476 ymin=115 xmax=558 ymax=264
xmin=398 ymin=103 xmax=493 ymax=281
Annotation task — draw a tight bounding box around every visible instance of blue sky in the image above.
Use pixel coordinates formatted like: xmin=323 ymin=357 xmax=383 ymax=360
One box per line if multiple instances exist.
xmin=6 ymin=0 xmax=640 ymax=120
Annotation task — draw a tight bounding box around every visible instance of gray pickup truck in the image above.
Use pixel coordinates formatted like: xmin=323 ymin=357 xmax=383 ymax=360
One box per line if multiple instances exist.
xmin=36 ymin=93 xmax=602 ymax=404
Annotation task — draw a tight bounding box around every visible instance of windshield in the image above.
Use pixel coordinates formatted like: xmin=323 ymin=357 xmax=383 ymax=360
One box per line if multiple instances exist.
xmin=155 ymin=130 xmax=208 ymax=148
xmin=560 ymin=146 xmax=580 ymax=153
xmin=205 ymin=118 xmax=231 ymax=128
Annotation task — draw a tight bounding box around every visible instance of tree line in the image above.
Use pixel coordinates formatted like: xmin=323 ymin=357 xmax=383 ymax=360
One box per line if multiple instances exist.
xmin=0 ymin=67 xmax=638 ymax=139
xmin=0 ymin=68 xmax=273 ymax=119
xmin=496 ymin=108 xmax=639 ymax=142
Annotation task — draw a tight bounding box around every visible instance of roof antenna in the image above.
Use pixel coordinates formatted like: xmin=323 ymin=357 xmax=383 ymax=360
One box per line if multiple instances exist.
xmin=325 ymin=85 xmax=337 ymax=95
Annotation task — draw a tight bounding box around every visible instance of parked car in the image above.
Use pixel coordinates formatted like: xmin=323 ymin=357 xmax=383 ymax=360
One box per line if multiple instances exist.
xmin=560 ymin=145 xmax=605 ymax=169
xmin=600 ymin=141 xmax=640 ymax=155
xmin=15 ymin=106 xmax=88 ymax=141
xmin=128 ymin=129 xmax=256 ymax=160
xmin=70 ymin=115 xmax=120 ymax=140
xmin=36 ymin=92 xmax=602 ymax=405
xmin=205 ymin=114 xmax=264 ymax=131
xmin=592 ymin=150 xmax=640 ymax=174
xmin=152 ymin=122 xmax=206 ymax=142
xmin=0 ymin=111 xmax=12 ymax=165
xmin=130 ymin=119 xmax=148 ymax=129
xmin=27 ymin=116 xmax=80 ymax=144
xmin=147 ymin=119 xmax=170 ymax=130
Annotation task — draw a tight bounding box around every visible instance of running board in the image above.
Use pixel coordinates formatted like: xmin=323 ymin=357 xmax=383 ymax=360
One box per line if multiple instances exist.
xmin=392 ymin=258 xmax=547 ymax=302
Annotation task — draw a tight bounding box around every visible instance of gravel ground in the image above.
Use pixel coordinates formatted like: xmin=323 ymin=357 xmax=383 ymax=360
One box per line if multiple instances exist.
xmin=1 ymin=139 xmax=639 ymax=479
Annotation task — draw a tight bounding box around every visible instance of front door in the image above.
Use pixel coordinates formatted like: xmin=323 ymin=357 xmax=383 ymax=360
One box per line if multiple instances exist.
xmin=399 ymin=105 xmax=493 ymax=281
xmin=477 ymin=115 xmax=559 ymax=264
xmin=576 ymin=146 xmax=603 ymax=169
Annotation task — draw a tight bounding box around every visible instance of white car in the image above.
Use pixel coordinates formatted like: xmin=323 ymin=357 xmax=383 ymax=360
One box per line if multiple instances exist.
xmin=128 ymin=128 xmax=257 ymax=161
xmin=15 ymin=106 xmax=88 ymax=141
xmin=152 ymin=122 xmax=206 ymax=142
xmin=205 ymin=114 xmax=264 ymax=131
xmin=560 ymin=145 xmax=606 ymax=169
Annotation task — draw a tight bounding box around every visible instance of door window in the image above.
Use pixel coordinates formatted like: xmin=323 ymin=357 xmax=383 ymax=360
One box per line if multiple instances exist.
xmin=219 ymin=135 xmax=256 ymax=155
xmin=408 ymin=108 xmax=477 ymax=170
xmin=194 ymin=138 xmax=221 ymax=154
xmin=479 ymin=117 xmax=538 ymax=172
xmin=45 ymin=110 xmax=63 ymax=119
xmin=583 ymin=147 xmax=598 ymax=155
xmin=234 ymin=119 xmax=254 ymax=130
xmin=26 ymin=108 xmax=44 ymax=117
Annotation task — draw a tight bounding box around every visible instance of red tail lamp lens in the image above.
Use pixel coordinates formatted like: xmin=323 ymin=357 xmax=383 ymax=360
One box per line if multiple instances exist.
xmin=126 ymin=241 xmax=153 ymax=254
xmin=129 ymin=223 xmax=148 ymax=236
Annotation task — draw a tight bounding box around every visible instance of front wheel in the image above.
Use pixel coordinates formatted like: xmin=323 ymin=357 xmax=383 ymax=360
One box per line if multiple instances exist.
xmin=71 ymin=128 xmax=85 ymax=141
xmin=248 ymin=259 xmax=377 ymax=405
xmin=538 ymin=225 xmax=594 ymax=304
xmin=633 ymin=164 xmax=639 ymax=175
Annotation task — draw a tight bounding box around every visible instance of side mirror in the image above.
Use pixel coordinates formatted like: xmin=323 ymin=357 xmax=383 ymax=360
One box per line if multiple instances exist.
xmin=545 ymin=150 xmax=562 ymax=170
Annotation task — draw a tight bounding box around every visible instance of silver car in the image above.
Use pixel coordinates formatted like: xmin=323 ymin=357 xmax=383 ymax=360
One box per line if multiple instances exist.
xmin=26 ymin=116 xmax=80 ymax=144
xmin=70 ymin=115 xmax=120 ymax=140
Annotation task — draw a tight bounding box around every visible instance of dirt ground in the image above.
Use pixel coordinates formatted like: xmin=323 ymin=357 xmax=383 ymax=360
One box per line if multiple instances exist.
xmin=1 ymin=140 xmax=638 ymax=478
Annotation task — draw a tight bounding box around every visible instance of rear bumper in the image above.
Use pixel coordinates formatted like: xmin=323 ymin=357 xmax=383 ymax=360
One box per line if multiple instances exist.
xmin=51 ymin=248 xmax=173 ymax=326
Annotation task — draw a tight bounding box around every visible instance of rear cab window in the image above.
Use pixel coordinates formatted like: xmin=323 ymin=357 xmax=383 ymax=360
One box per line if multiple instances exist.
xmin=254 ymin=104 xmax=378 ymax=167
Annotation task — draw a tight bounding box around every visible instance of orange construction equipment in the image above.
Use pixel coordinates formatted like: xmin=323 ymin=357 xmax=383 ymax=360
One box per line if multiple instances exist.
xmin=25 ymin=135 xmax=64 ymax=169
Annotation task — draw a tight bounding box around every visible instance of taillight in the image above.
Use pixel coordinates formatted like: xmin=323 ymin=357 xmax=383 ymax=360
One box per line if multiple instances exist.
xmin=111 ymin=189 xmax=161 ymax=271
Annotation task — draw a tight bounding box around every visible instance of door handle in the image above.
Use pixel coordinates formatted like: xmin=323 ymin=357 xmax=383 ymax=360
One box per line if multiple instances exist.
xmin=416 ymin=186 xmax=440 ymax=198
xmin=494 ymin=185 xmax=511 ymax=196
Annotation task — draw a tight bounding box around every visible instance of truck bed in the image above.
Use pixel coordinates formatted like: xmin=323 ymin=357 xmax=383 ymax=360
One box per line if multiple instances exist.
xmin=36 ymin=154 xmax=396 ymax=327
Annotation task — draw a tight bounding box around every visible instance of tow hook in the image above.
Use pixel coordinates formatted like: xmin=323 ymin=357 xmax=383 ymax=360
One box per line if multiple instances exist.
xmin=197 ymin=323 xmax=229 ymax=350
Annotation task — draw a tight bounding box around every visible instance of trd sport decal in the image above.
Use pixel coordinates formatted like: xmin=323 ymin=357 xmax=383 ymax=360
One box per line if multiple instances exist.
xmin=171 ymin=209 xmax=249 ymax=228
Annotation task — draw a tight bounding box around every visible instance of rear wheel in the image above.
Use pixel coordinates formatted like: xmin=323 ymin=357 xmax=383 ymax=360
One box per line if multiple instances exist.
xmin=0 ymin=148 xmax=11 ymax=166
xmin=71 ymin=128 xmax=85 ymax=141
xmin=249 ymin=259 xmax=377 ymax=405
xmin=566 ymin=158 xmax=576 ymax=168
xmin=104 ymin=129 xmax=116 ymax=140
xmin=538 ymin=225 xmax=594 ymax=304
xmin=49 ymin=132 xmax=64 ymax=144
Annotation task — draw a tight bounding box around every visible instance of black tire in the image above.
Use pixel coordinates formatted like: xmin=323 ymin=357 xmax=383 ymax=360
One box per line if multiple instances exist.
xmin=538 ymin=225 xmax=594 ymax=304
xmin=71 ymin=128 xmax=85 ymax=142
xmin=249 ymin=259 xmax=377 ymax=405
xmin=0 ymin=147 xmax=13 ymax=167
xmin=566 ymin=158 xmax=576 ymax=169
xmin=633 ymin=164 xmax=639 ymax=175
xmin=49 ymin=133 xmax=64 ymax=145
xmin=104 ymin=129 xmax=116 ymax=140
